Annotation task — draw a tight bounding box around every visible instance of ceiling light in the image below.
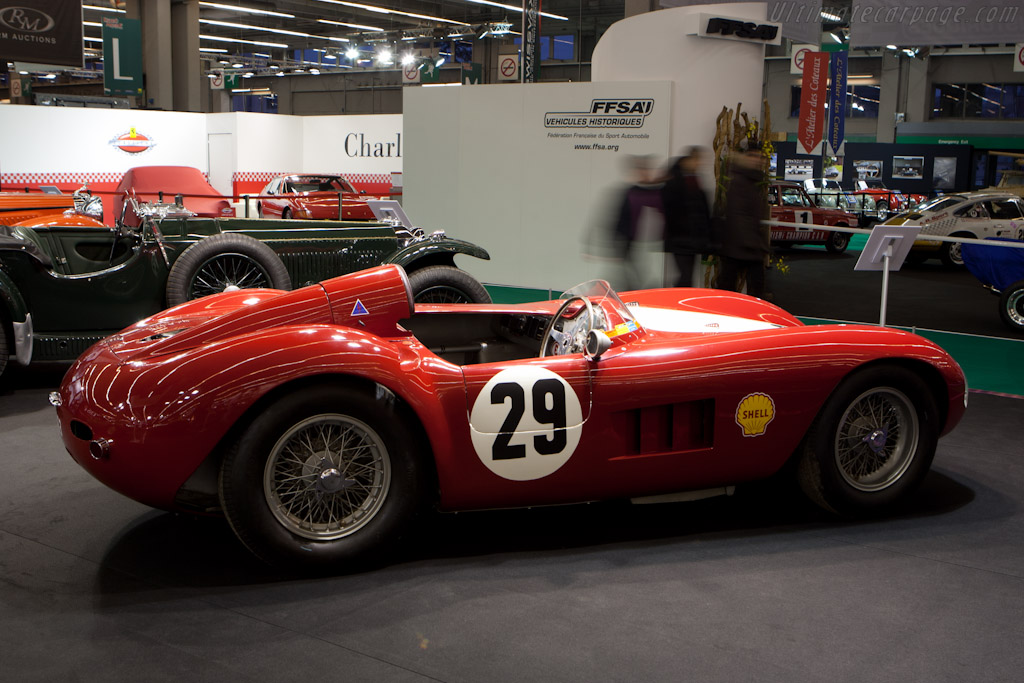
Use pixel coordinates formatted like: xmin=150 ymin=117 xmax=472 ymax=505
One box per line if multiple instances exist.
xmin=436 ymin=56 xmax=446 ymax=67
xmin=232 ymin=62 xmax=244 ymax=68
xmin=199 ymin=47 xmax=229 ymax=53
xmin=400 ymin=53 xmax=416 ymax=66
xmin=345 ymin=47 xmax=360 ymax=59
xmin=200 ymin=34 xmax=289 ymax=49
xmin=318 ymin=19 xmax=386 ymax=32
xmin=83 ymin=4 xmax=126 ymax=13
xmin=200 ymin=18 xmax=323 ymax=40
xmin=82 ymin=21 xmax=102 ymax=28
xmin=820 ymin=10 xmax=843 ymax=22
xmin=886 ymin=44 xmax=898 ymax=50
xmin=376 ymin=48 xmax=394 ymax=66
xmin=456 ymin=0 xmax=568 ymax=21
xmin=199 ymin=2 xmax=295 ymax=18
xmin=83 ymin=36 xmax=103 ymax=43
xmin=313 ymin=0 xmax=471 ymax=26
xmin=830 ymin=32 xmax=843 ymax=43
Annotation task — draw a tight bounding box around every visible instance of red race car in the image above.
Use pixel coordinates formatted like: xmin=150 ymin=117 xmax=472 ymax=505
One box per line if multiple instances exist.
xmin=54 ymin=265 xmax=966 ymax=570
xmin=851 ymin=179 xmax=928 ymax=220
xmin=769 ymin=181 xmax=858 ymax=253
xmin=257 ymin=174 xmax=382 ymax=221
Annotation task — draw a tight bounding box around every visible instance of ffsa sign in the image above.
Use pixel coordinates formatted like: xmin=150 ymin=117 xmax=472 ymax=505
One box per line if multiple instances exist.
xmin=688 ymin=12 xmax=783 ymax=46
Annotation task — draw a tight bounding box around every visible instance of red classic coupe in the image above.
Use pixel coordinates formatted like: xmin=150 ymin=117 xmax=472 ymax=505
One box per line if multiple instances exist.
xmin=54 ymin=265 xmax=966 ymax=570
xmin=769 ymin=181 xmax=859 ymax=252
xmin=257 ymin=174 xmax=382 ymax=221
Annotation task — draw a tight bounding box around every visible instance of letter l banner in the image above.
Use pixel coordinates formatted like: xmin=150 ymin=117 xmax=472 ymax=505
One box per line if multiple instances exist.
xmin=828 ymin=51 xmax=848 ymax=156
xmin=797 ymin=51 xmax=828 ymax=155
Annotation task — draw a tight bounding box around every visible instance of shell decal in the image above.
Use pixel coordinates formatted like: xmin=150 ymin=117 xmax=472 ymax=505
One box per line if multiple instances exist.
xmin=735 ymin=393 xmax=775 ymax=437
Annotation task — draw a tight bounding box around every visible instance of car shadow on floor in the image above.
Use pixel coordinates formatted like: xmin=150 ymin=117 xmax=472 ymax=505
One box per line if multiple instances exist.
xmin=93 ymin=469 xmax=977 ymax=595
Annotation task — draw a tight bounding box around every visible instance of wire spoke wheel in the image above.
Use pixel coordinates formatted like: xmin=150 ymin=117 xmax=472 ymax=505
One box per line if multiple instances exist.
xmin=414 ymin=285 xmax=474 ymax=304
xmin=834 ymin=387 xmax=918 ymax=492
xmin=264 ymin=414 xmax=391 ymax=541
xmin=189 ymin=252 xmax=271 ymax=299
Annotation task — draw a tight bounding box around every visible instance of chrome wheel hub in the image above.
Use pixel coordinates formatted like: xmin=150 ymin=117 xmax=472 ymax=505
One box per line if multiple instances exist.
xmin=264 ymin=414 xmax=390 ymax=540
xmin=1007 ymin=290 xmax=1024 ymax=327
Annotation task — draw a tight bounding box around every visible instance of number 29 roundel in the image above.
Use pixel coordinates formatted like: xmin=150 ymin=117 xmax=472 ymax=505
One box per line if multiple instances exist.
xmin=469 ymin=367 xmax=584 ymax=481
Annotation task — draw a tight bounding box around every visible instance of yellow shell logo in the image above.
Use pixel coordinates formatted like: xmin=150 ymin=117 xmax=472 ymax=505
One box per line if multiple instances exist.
xmin=736 ymin=393 xmax=775 ymax=437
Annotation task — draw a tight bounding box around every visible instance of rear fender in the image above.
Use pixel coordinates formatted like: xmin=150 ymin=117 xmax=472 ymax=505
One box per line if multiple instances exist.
xmin=387 ymin=237 xmax=490 ymax=271
xmin=69 ymin=325 xmax=457 ymax=509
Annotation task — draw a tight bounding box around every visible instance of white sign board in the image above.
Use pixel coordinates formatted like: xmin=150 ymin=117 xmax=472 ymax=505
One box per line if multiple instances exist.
xmin=497 ymin=55 xmax=520 ymax=81
xmin=403 ymin=81 xmax=672 ymax=290
xmin=402 ymin=62 xmax=421 ymax=84
xmin=790 ymin=43 xmax=818 ymax=74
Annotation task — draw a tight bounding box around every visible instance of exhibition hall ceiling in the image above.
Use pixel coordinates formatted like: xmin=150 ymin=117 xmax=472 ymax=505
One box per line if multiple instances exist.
xmin=81 ymin=0 xmax=626 ymax=64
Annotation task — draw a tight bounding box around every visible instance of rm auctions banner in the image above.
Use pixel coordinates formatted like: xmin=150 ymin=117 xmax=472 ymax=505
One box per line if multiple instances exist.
xmin=797 ymin=51 xmax=828 ymax=155
xmin=0 ymin=0 xmax=82 ymax=67
xmin=827 ymin=50 xmax=848 ymax=155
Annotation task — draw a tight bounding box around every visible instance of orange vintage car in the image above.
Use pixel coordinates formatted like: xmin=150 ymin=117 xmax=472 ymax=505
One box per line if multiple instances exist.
xmin=0 ymin=190 xmax=74 ymax=226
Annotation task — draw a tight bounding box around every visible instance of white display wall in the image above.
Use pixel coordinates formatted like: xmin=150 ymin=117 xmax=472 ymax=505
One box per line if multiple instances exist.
xmin=404 ymin=81 xmax=672 ymax=290
xmin=0 ymin=106 xmax=402 ymax=197
xmin=592 ymin=2 xmax=771 ymax=202
xmin=403 ymin=3 xmax=770 ymax=291
xmin=0 ymin=106 xmax=207 ymax=186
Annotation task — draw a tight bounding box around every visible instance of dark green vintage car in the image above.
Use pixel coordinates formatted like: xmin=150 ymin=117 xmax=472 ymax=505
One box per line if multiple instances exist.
xmin=0 ymin=197 xmax=489 ymax=381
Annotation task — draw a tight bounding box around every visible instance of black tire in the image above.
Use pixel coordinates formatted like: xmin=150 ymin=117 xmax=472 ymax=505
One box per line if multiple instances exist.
xmin=219 ymin=384 xmax=428 ymax=570
xmin=904 ymin=251 xmax=928 ymax=266
xmin=281 ymin=207 xmax=292 ymax=220
xmin=940 ymin=233 xmax=971 ymax=268
xmin=796 ymin=365 xmax=940 ymax=516
xmin=825 ymin=228 xmax=850 ymax=254
xmin=408 ymin=265 xmax=491 ymax=304
xmin=999 ymin=279 xmax=1024 ymax=332
xmin=166 ymin=233 xmax=291 ymax=306
xmin=874 ymin=200 xmax=888 ymax=219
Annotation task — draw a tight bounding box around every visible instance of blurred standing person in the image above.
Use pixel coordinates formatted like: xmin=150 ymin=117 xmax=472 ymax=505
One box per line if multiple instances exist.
xmin=611 ymin=155 xmax=663 ymax=290
xmin=662 ymin=147 xmax=712 ymax=287
xmin=717 ymin=148 xmax=769 ymax=299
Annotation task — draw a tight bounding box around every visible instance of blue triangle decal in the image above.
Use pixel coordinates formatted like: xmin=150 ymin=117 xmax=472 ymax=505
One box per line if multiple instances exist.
xmin=351 ymin=299 xmax=369 ymax=317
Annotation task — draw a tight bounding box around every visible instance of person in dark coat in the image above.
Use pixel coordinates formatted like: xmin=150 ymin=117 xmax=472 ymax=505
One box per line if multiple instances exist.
xmin=662 ymin=147 xmax=712 ymax=287
xmin=717 ymin=148 xmax=770 ymax=299
xmin=611 ymin=155 xmax=663 ymax=290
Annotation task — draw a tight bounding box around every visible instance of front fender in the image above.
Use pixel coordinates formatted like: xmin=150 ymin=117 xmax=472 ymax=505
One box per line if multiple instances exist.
xmin=386 ymin=236 xmax=490 ymax=269
xmin=0 ymin=269 xmax=28 ymax=325
xmin=0 ymin=270 xmax=32 ymax=365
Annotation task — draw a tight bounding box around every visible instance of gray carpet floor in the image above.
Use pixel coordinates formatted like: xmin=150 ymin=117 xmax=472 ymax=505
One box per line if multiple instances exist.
xmin=1 ymin=361 xmax=1022 ymax=682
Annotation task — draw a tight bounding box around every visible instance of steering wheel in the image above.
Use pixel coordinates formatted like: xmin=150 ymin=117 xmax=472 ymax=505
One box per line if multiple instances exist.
xmin=540 ymin=296 xmax=595 ymax=357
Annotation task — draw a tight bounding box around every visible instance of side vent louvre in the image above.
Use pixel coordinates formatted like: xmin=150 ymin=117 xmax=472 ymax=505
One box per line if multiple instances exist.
xmin=631 ymin=399 xmax=714 ymax=455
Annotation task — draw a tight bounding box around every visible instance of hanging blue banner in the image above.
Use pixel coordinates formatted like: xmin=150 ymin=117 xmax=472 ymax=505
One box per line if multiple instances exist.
xmin=828 ymin=50 xmax=848 ymax=156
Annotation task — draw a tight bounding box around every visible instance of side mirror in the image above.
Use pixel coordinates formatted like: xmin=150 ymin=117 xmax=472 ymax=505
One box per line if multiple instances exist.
xmin=585 ymin=330 xmax=612 ymax=361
